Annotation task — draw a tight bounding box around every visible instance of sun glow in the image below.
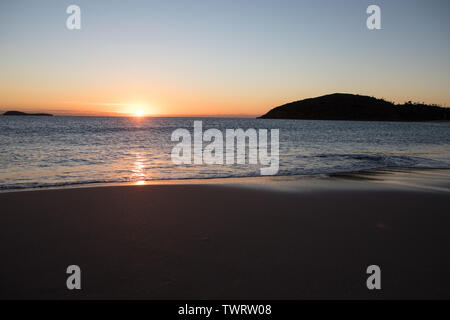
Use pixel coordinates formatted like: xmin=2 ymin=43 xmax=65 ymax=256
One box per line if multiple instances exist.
xmin=127 ymin=103 xmax=151 ymax=117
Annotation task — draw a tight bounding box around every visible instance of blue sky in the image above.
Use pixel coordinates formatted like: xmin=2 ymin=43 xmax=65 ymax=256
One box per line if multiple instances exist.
xmin=1 ymin=0 xmax=449 ymax=115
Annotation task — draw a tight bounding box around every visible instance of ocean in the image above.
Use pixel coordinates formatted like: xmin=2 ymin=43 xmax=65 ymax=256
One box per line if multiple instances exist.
xmin=1 ymin=116 xmax=449 ymax=190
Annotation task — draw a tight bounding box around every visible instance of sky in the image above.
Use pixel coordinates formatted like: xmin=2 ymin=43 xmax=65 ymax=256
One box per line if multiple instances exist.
xmin=0 ymin=0 xmax=449 ymax=116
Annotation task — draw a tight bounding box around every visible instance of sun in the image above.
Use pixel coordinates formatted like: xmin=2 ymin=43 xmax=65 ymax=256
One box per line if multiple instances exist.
xmin=126 ymin=103 xmax=152 ymax=117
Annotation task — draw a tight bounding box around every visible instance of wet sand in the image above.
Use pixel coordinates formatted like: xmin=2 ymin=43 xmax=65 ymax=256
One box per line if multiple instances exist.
xmin=0 ymin=169 xmax=449 ymax=299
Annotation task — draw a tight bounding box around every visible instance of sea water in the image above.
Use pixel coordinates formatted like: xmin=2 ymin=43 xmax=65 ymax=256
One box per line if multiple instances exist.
xmin=1 ymin=116 xmax=449 ymax=190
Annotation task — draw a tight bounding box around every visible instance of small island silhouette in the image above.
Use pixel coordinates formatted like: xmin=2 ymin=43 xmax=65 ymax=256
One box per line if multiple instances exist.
xmin=3 ymin=111 xmax=53 ymax=116
xmin=259 ymin=93 xmax=449 ymax=121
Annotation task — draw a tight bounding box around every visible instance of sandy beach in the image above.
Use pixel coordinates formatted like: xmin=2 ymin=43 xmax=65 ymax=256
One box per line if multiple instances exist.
xmin=1 ymin=169 xmax=449 ymax=299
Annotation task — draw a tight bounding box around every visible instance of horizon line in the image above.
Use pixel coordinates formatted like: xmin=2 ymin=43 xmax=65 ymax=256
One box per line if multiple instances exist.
xmin=0 ymin=111 xmax=260 ymax=118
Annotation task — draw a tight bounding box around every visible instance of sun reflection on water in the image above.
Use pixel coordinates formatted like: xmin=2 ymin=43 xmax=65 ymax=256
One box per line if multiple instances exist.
xmin=132 ymin=152 xmax=147 ymax=185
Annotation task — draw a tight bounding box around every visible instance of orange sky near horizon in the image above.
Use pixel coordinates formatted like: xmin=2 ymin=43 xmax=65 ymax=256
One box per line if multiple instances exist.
xmin=1 ymin=79 xmax=449 ymax=117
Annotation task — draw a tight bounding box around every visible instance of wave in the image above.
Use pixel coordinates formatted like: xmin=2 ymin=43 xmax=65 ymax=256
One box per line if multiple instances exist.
xmin=1 ymin=153 xmax=449 ymax=192
xmin=2 ymin=117 xmax=449 ymax=192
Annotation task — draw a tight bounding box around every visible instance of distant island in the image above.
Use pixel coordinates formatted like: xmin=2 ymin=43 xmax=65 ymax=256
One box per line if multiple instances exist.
xmin=259 ymin=93 xmax=449 ymax=121
xmin=3 ymin=111 xmax=53 ymax=116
